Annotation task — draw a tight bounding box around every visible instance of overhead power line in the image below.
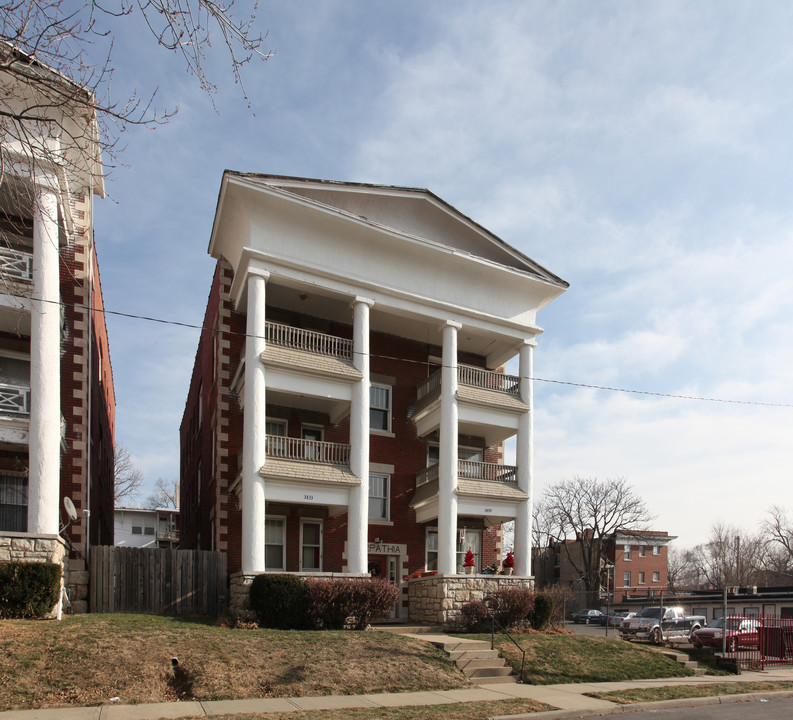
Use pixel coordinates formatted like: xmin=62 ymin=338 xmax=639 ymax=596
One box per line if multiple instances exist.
xmin=15 ymin=292 xmax=793 ymax=409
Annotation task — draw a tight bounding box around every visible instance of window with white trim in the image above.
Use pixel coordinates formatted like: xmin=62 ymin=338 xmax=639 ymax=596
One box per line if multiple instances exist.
xmin=457 ymin=529 xmax=481 ymax=573
xmin=0 ymin=473 xmax=27 ymax=532
xmin=653 ymin=545 xmax=661 ymax=555
xmin=369 ymin=474 xmax=389 ymax=520
xmin=652 ymin=571 xmax=660 ymax=583
xmin=370 ymin=384 xmax=391 ymax=432
xmin=301 ymin=424 xmax=324 ymax=461
xmin=300 ymin=519 xmax=322 ymax=571
xmin=623 ymin=546 xmax=632 ymax=561
xmin=624 ymin=571 xmax=631 ymax=587
xmin=639 ymin=546 xmax=646 ymax=557
xmin=426 ymin=528 xmax=438 ymax=571
xmin=638 ymin=571 xmax=645 ymax=584
xmin=266 ymin=419 xmax=287 ymax=457
xmin=265 ymin=517 xmax=285 ymax=570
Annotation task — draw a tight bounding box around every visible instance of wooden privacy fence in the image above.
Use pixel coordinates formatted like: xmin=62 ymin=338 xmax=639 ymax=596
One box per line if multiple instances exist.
xmin=90 ymin=546 xmax=228 ymax=616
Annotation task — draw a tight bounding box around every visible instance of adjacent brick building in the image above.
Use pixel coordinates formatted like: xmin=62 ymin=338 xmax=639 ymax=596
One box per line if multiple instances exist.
xmin=0 ymin=45 xmax=116 ymax=614
xmin=534 ymin=530 xmax=675 ymax=610
xmin=180 ymin=173 xmax=567 ymax=619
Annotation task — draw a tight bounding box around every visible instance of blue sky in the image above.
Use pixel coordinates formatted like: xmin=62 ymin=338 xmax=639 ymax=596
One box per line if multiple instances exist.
xmin=89 ymin=1 xmax=793 ymax=549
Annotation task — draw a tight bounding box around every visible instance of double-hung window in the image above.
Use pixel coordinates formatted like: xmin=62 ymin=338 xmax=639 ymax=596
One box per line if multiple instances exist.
xmin=370 ymin=384 xmax=391 ymax=432
xmin=266 ymin=419 xmax=287 ymax=457
xmin=265 ymin=517 xmax=285 ymax=570
xmin=369 ymin=474 xmax=389 ymax=520
xmin=0 ymin=474 xmax=27 ymax=532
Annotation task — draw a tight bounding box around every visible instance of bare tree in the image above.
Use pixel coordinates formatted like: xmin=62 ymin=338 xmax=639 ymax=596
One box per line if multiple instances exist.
xmin=146 ymin=477 xmax=179 ymax=509
xmin=667 ymin=545 xmax=701 ymax=592
xmin=761 ymin=506 xmax=793 ymax=582
xmin=113 ymin=442 xmax=143 ymax=506
xmin=539 ymin=476 xmax=653 ymax=606
xmin=0 ymin=1 xmax=273 ymax=234
xmin=691 ymin=521 xmax=765 ymax=588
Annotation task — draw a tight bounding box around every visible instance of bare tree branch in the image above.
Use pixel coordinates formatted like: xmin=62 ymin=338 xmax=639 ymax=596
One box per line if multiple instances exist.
xmin=113 ymin=442 xmax=143 ymax=505
xmin=146 ymin=477 xmax=179 ymax=509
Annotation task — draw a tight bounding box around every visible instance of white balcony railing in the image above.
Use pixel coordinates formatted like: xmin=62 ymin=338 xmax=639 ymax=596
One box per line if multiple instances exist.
xmin=265 ymin=321 xmax=352 ymax=360
xmin=416 ymin=461 xmax=518 ymax=488
xmin=0 ymin=246 xmax=33 ymax=284
xmin=0 ymin=382 xmax=30 ymax=416
xmin=265 ymin=435 xmax=351 ymax=466
xmin=417 ymin=365 xmax=520 ymax=401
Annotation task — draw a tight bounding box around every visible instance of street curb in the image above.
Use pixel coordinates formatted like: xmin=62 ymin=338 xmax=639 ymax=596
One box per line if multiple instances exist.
xmin=488 ymin=689 xmax=793 ymax=720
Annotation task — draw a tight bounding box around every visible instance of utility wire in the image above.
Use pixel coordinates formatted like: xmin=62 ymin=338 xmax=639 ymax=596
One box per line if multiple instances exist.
xmin=16 ymin=292 xmax=793 ymax=409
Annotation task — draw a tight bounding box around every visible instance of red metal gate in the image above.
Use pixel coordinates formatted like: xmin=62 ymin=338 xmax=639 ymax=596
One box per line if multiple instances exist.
xmin=722 ymin=614 xmax=793 ymax=669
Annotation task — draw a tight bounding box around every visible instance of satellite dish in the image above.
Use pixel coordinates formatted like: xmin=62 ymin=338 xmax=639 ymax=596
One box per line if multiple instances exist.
xmin=64 ymin=496 xmax=78 ymax=522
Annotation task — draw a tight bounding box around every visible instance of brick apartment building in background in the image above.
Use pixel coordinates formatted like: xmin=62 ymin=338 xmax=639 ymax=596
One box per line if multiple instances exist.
xmin=180 ymin=173 xmax=567 ymax=619
xmin=533 ymin=530 xmax=675 ymax=610
xmin=0 ymin=44 xmax=116 ymax=614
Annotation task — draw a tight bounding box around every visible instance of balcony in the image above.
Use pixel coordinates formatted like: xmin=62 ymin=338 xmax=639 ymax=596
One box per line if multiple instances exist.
xmin=259 ymin=435 xmax=359 ymax=515
xmin=411 ymin=458 xmax=527 ymax=525
xmin=416 ymin=460 xmax=518 ymax=488
xmin=0 ymin=245 xmax=33 ymax=284
xmin=232 ymin=321 xmax=360 ymax=423
xmin=413 ymin=365 xmax=528 ymax=445
xmin=0 ymin=381 xmax=30 ymax=417
xmin=265 ymin=435 xmax=351 ymax=465
xmin=265 ymin=321 xmax=352 ymax=360
xmin=417 ymin=365 xmax=520 ymax=402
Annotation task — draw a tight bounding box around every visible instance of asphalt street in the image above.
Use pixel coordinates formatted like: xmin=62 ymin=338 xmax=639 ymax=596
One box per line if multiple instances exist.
xmin=574 ymin=694 xmax=793 ymax=720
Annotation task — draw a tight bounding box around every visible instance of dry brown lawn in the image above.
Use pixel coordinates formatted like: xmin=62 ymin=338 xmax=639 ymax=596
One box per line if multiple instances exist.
xmin=0 ymin=614 xmax=469 ymax=710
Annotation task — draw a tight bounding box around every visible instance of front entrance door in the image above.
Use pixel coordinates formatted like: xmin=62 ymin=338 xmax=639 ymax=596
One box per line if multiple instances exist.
xmin=368 ymin=554 xmax=400 ymax=619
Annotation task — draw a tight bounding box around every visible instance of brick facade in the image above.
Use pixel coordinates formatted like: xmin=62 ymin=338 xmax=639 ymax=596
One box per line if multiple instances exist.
xmin=180 ymin=260 xmax=509 ymax=617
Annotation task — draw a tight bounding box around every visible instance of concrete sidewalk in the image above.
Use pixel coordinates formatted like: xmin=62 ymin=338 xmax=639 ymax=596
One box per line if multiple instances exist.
xmin=2 ymin=666 xmax=793 ymax=720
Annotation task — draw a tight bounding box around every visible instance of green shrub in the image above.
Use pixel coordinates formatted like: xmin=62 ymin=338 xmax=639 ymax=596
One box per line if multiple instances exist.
xmin=248 ymin=574 xmax=309 ymax=629
xmin=486 ymin=587 xmax=535 ymax=629
xmin=529 ymin=593 xmax=554 ymax=630
xmin=0 ymin=562 xmax=61 ymax=619
xmin=306 ymin=578 xmax=399 ymax=630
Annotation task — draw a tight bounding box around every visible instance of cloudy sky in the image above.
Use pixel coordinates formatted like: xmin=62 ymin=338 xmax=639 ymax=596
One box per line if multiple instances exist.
xmin=84 ymin=1 xmax=793 ymax=550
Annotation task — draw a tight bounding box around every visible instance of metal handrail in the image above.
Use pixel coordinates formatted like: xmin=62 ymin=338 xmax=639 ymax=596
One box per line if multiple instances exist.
xmin=490 ymin=613 xmax=526 ymax=683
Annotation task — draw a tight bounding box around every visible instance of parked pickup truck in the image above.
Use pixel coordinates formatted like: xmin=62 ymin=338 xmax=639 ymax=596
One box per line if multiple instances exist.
xmin=620 ymin=606 xmax=706 ymax=644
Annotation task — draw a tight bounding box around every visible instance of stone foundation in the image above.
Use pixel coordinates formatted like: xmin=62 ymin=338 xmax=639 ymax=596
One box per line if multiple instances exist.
xmin=0 ymin=532 xmax=68 ymax=619
xmin=408 ymin=574 xmax=534 ymax=629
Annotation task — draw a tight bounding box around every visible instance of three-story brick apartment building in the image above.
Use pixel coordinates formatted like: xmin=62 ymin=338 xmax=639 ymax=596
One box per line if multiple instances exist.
xmin=180 ymin=172 xmax=567 ymax=621
xmin=0 ymin=44 xmax=116 ymax=614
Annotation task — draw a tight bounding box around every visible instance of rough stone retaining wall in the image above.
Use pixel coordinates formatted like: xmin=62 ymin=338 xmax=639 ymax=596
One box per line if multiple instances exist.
xmin=408 ymin=574 xmax=534 ymax=628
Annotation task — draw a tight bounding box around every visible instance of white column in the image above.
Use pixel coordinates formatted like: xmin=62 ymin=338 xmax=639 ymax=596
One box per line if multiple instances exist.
xmin=514 ymin=341 xmax=534 ymax=577
xmin=28 ymin=186 xmax=61 ymax=535
xmin=241 ymin=271 xmax=269 ymax=574
xmin=438 ymin=321 xmax=461 ymax=575
xmin=348 ymin=296 xmax=373 ymax=574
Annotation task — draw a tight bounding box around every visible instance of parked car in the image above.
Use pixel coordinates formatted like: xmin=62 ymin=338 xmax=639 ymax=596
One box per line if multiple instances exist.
xmin=691 ymin=617 xmax=760 ymax=651
xmin=600 ymin=611 xmax=636 ymax=627
xmin=572 ymin=609 xmax=603 ymax=624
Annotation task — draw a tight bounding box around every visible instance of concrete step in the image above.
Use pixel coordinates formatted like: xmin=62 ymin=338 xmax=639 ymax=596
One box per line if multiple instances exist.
xmin=472 ymin=672 xmax=519 ymax=684
xmin=449 ymin=649 xmax=501 ymax=661
xmin=465 ymin=665 xmax=514 ymax=679
xmin=456 ymin=657 xmax=506 ymax=671
xmin=373 ymin=624 xmax=443 ymax=634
